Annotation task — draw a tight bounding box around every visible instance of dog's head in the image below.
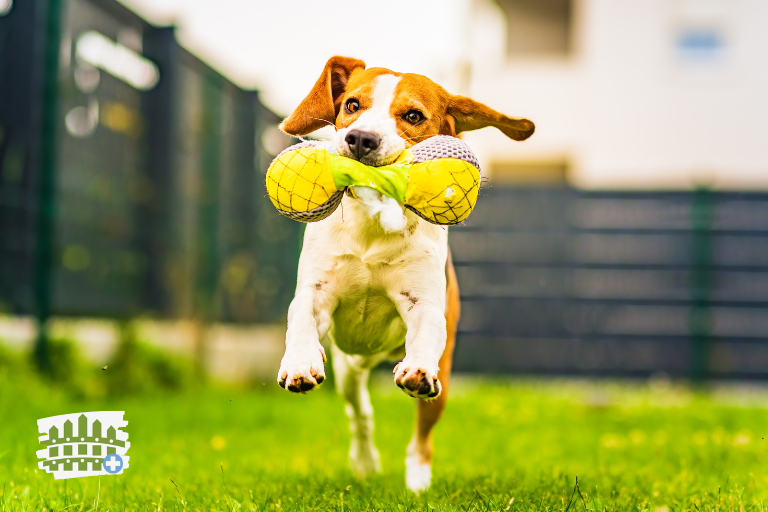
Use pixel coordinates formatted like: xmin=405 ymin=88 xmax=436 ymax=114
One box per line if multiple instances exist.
xmin=280 ymin=56 xmax=535 ymax=167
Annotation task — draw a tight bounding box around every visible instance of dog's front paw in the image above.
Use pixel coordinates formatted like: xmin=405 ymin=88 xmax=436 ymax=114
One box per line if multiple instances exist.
xmin=277 ymin=345 xmax=327 ymax=393
xmin=393 ymin=359 xmax=441 ymax=400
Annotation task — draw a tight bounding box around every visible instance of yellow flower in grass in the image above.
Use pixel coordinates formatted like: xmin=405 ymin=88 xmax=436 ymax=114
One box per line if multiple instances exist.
xmin=600 ymin=433 xmax=624 ymax=449
xmin=733 ymin=432 xmax=751 ymax=446
xmin=211 ymin=436 xmax=226 ymax=451
xmin=692 ymin=431 xmax=708 ymax=445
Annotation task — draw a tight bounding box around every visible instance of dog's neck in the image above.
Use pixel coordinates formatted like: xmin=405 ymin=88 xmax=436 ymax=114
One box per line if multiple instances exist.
xmin=325 ymin=194 xmax=426 ymax=255
xmin=348 ymin=185 xmax=408 ymax=233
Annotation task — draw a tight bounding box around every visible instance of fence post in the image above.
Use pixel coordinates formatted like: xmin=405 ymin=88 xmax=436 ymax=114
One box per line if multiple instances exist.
xmin=33 ymin=0 xmax=63 ymax=373
xmin=689 ymin=187 xmax=715 ymax=383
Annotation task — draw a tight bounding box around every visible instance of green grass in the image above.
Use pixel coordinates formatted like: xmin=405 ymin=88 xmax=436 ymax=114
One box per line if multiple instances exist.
xmin=2 ymin=366 xmax=768 ymax=512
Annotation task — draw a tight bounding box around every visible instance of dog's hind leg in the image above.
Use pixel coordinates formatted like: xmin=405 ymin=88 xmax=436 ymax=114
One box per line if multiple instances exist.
xmin=332 ymin=344 xmax=382 ymax=478
xmin=405 ymin=251 xmax=460 ymax=492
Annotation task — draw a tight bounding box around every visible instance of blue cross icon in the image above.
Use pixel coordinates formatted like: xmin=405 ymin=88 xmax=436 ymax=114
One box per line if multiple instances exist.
xmin=103 ymin=453 xmax=123 ymax=474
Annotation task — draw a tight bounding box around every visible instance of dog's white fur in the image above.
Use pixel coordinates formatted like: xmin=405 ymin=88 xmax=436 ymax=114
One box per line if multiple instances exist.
xmin=277 ymin=75 xmax=447 ymax=491
xmin=278 ymin=196 xmax=448 ymax=483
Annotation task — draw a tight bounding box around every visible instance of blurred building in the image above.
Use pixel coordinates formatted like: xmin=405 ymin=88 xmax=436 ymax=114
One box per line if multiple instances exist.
xmin=461 ymin=0 xmax=768 ymax=190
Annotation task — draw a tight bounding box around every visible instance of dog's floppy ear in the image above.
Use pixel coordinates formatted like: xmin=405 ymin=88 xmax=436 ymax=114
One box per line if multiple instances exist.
xmin=445 ymin=95 xmax=535 ymax=141
xmin=280 ymin=56 xmax=366 ymax=136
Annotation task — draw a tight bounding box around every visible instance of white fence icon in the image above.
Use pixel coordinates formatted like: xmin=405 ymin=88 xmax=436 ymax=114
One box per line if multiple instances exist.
xmin=37 ymin=411 xmax=130 ymax=479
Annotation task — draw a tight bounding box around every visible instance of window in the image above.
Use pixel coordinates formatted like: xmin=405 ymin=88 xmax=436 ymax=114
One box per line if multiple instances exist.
xmin=493 ymin=0 xmax=573 ymax=56
xmin=0 ymin=0 xmax=12 ymax=16
xmin=676 ymin=26 xmax=726 ymax=63
xmin=489 ymin=161 xmax=568 ymax=186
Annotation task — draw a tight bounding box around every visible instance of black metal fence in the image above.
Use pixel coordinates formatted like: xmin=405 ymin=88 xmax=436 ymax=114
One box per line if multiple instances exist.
xmin=451 ymin=188 xmax=768 ymax=379
xmin=0 ymin=0 xmax=301 ymax=331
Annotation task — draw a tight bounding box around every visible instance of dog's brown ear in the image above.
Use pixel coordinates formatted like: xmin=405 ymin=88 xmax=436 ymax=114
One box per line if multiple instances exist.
xmin=446 ymin=95 xmax=535 ymax=141
xmin=279 ymin=56 xmax=366 ymax=136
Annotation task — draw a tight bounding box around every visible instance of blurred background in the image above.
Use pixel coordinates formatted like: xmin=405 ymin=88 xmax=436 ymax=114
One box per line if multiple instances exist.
xmin=1 ymin=0 xmax=767 ymax=387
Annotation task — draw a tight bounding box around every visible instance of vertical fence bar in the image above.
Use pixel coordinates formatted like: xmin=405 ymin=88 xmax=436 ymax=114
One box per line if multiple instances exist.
xmin=33 ymin=0 xmax=63 ymax=372
xmin=198 ymin=72 xmax=222 ymax=316
xmin=193 ymin=71 xmax=222 ymax=374
xmin=689 ymin=187 xmax=715 ymax=382
xmin=0 ymin=0 xmax=39 ymax=316
xmin=140 ymin=26 xmax=175 ymax=316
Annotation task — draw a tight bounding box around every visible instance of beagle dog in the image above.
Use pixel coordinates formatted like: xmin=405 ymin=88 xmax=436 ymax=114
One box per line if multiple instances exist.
xmin=276 ymin=56 xmax=534 ymax=492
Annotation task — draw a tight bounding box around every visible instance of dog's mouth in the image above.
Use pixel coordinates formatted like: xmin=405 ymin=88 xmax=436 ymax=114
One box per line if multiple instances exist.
xmin=336 ymin=145 xmax=403 ymax=167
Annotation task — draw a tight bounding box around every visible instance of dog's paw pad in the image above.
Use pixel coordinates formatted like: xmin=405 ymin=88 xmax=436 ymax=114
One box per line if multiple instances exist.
xmin=277 ymin=346 xmax=326 ymax=394
xmin=393 ymin=362 xmax=441 ymax=400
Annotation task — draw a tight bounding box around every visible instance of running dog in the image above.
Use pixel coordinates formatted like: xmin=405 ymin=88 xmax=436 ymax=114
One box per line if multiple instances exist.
xmin=276 ymin=56 xmax=534 ymax=491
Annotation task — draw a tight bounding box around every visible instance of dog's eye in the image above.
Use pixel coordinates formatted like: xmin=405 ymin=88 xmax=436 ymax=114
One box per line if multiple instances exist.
xmin=404 ymin=110 xmax=424 ymax=125
xmin=345 ymin=99 xmax=360 ymax=114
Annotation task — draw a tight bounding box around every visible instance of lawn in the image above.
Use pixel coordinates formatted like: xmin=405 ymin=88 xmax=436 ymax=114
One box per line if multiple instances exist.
xmin=2 ymin=365 xmax=768 ymax=512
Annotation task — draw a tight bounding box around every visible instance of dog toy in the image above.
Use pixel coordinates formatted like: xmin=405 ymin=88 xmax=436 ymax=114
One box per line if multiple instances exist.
xmin=265 ymin=135 xmax=481 ymax=225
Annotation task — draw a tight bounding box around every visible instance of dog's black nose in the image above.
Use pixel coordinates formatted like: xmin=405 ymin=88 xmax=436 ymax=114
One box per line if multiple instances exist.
xmin=344 ymin=130 xmax=381 ymax=160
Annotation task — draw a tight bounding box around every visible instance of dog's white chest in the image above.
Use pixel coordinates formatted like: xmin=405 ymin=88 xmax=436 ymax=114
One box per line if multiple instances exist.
xmin=323 ymin=248 xmax=407 ymax=355
xmin=298 ymin=196 xmax=448 ymax=356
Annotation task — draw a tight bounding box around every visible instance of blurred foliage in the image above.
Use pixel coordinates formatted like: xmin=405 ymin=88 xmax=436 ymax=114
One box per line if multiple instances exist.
xmin=0 ymin=343 xmax=32 ymax=377
xmin=0 ymin=325 xmax=197 ymax=400
xmin=44 ymin=337 xmax=91 ymax=396
xmin=104 ymin=322 xmax=196 ymax=396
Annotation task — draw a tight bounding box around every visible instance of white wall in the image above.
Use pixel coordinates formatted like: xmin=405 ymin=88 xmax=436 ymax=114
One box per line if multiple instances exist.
xmin=463 ymin=0 xmax=768 ymax=190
